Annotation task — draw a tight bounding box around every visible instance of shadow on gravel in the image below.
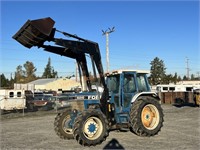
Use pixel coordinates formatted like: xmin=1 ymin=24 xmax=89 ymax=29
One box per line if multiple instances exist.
xmin=103 ymin=138 xmax=125 ymax=150
xmin=172 ymin=98 xmax=197 ymax=108
xmin=1 ymin=109 xmax=57 ymax=120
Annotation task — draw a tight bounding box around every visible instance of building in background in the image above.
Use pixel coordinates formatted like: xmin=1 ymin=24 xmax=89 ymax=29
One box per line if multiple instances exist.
xmin=14 ymin=78 xmax=80 ymax=92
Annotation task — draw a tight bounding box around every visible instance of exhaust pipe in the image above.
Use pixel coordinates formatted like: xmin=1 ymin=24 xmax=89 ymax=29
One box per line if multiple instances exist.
xmin=12 ymin=17 xmax=55 ymax=48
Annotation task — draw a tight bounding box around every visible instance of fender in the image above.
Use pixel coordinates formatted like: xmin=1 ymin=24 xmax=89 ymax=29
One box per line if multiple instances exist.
xmin=131 ymin=92 xmax=160 ymax=103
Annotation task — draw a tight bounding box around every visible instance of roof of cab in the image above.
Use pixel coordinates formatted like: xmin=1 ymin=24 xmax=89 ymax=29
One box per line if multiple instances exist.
xmin=105 ymin=69 xmax=150 ymax=76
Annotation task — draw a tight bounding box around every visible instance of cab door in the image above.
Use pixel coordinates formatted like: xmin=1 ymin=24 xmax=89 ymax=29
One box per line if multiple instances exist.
xmin=107 ymin=74 xmax=121 ymax=113
xmin=121 ymin=72 xmax=137 ymax=112
xmin=107 ymin=73 xmax=136 ymax=124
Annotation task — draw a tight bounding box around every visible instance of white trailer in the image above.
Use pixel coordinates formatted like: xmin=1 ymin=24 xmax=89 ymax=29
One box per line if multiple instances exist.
xmin=0 ymin=89 xmax=26 ymax=114
xmin=156 ymin=84 xmax=200 ymax=92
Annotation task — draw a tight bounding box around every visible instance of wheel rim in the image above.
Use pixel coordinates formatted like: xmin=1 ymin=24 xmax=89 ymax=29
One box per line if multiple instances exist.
xmin=141 ymin=104 xmax=160 ymax=130
xmin=83 ymin=116 xmax=103 ymax=140
xmin=62 ymin=115 xmax=73 ymax=134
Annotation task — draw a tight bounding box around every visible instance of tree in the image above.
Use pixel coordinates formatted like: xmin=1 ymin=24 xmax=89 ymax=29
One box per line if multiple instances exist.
xmin=9 ymin=75 xmax=15 ymax=89
xmin=183 ymin=75 xmax=187 ymax=80
xmin=42 ymin=57 xmax=58 ymax=78
xmin=0 ymin=74 xmax=9 ymax=88
xmin=23 ymin=61 xmax=37 ymax=82
xmin=163 ymin=74 xmax=173 ymax=84
xmin=14 ymin=61 xmax=37 ymax=83
xmin=149 ymin=57 xmax=166 ymax=85
xmin=15 ymin=65 xmax=25 ymax=83
xmin=172 ymin=72 xmax=181 ymax=84
xmin=178 ymin=76 xmax=182 ymax=81
xmin=191 ymin=74 xmax=195 ymax=80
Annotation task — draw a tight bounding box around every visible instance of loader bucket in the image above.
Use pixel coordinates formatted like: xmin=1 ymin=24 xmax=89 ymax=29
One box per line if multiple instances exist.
xmin=12 ymin=17 xmax=55 ymax=48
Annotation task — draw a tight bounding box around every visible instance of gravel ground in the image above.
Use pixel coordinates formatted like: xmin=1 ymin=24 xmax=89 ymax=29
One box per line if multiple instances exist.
xmin=0 ymin=104 xmax=200 ymax=150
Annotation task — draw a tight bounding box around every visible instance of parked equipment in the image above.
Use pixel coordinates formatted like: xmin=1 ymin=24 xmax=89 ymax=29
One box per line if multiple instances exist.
xmin=13 ymin=17 xmax=164 ymax=146
xmin=0 ymin=89 xmax=26 ymax=114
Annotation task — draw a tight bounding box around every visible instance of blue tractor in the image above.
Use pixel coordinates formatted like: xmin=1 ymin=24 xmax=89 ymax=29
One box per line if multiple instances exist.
xmin=13 ymin=17 xmax=164 ymax=146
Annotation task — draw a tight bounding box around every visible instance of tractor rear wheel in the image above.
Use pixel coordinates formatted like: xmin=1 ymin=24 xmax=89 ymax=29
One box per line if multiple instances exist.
xmin=130 ymin=96 xmax=164 ymax=136
xmin=54 ymin=110 xmax=74 ymax=139
xmin=73 ymin=109 xmax=109 ymax=146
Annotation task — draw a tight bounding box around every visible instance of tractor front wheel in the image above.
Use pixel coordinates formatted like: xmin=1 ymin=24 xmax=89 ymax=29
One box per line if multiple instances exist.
xmin=130 ymin=96 xmax=164 ymax=136
xmin=54 ymin=110 xmax=74 ymax=139
xmin=73 ymin=109 xmax=109 ymax=146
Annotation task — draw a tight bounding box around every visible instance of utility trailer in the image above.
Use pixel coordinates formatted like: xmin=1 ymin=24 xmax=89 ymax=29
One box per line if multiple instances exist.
xmin=0 ymin=89 xmax=26 ymax=114
xmin=13 ymin=17 xmax=164 ymax=146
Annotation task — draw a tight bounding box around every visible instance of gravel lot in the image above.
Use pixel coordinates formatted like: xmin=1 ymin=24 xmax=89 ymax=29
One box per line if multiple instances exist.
xmin=1 ymin=104 xmax=200 ymax=150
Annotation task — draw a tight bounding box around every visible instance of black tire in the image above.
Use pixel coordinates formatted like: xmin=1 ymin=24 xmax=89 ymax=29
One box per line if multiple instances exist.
xmin=73 ymin=109 xmax=109 ymax=146
xmin=54 ymin=110 xmax=74 ymax=139
xmin=130 ymin=96 xmax=164 ymax=136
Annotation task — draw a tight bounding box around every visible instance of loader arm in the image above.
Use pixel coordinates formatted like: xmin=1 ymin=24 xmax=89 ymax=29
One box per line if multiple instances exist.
xmin=12 ymin=17 xmax=109 ymax=112
xmin=41 ymin=39 xmax=107 ymax=91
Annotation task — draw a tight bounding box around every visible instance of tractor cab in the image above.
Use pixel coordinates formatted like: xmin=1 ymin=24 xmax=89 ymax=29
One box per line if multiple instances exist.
xmin=105 ymin=70 xmax=153 ymax=125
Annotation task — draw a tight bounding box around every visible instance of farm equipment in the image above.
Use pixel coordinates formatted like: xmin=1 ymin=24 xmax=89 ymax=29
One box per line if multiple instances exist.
xmin=13 ymin=17 xmax=164 ymax=146
xmin=0 ymin=89 xmax=27 ymax=114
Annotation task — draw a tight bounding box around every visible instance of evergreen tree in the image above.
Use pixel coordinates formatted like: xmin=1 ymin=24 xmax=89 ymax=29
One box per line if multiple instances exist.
xmin=149 ymin=57 xmax=166 ymax=85
xmin=191 ymin=74 xmax=195 ymax=80
xmin=178 ymin=76 xmax=182 ymax=81
xmin=173 ymin=72 xmax=178 ymax=84
xmin=42 ymin=57 xmax=58 ymax=78
xmin=0 ymin=74 xmax=9 ymax=88
xmin=183 ymin=75 xmax=187 ymax=80
xmin=163 ymin=74 xmax=173 ymax=84
xmin=9 ymin=75 xmax=15 ymax=89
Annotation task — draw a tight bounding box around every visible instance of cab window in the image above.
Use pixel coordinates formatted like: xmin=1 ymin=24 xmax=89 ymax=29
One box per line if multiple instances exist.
xmin=124 ymin=74 xmax=136 ymax=93
xmin=107 ymin=75 xmax=120 ymax=93
xmin=137 ymin=74 xmax=148 ymax=92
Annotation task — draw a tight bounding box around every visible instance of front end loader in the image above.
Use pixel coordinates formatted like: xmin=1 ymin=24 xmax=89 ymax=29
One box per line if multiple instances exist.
xmin=13 ymin=17 xmax=164 ymax=146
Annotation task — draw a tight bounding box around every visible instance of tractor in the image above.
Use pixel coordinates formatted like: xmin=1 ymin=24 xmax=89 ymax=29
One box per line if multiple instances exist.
xmin=13 ymin=17 xmax=164 ymax=146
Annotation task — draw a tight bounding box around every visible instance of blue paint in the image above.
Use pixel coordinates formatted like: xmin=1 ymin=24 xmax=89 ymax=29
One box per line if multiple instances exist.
xmin=106 ymin=71 xmax=151 ymax=124
xmin=88 ymin=123 xmax=96 ymax=133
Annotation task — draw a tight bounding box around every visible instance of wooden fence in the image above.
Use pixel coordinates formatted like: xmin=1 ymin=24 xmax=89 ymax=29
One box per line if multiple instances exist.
xmin=158 ymin=92 xmax=194 ymax=104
